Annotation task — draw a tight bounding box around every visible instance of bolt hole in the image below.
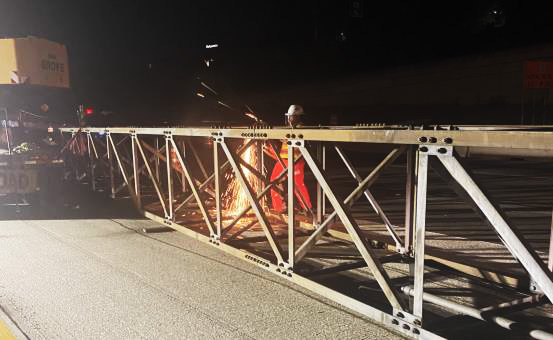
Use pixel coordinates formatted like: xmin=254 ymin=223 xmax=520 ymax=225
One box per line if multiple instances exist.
xmin=418 ymin=136 xmax=427 ymax=143
xmin=419 ymin=146 xmax=428 ymax=153
xmin=396 ymin=312 xmax=404 ymax=318
xmin=429 ymin=137 xmax=437 ymax=143
xmin=402 ymin=324 xmax=410 ymax=331
xmin=443 ymin=137 xmax=453 ymax=144
xmin=413 ymin=328 xmax=420 ymax=335
xmin=392 ymin=319 xmax=399 ymax=325
xmin=438 ymin=147 xmax=447 ymax=154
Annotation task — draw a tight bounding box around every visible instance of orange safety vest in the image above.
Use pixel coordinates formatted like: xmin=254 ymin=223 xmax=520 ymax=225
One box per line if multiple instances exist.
xmin=171 ymin=148 xmax=182 ymax=171
xmin=279 ymin=142 xmax=301 ymax=160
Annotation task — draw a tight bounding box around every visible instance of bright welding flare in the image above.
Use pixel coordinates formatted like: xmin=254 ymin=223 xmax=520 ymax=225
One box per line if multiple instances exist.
xmin=223 ymin=140 xmax=260 ymax=215
xmin=245 ymin=112 xmax=259 ymax=121
xmin=217 ymin=101 xmax=233 ymax=110
xmin=201 ymin=81 xmax=218 ymax=95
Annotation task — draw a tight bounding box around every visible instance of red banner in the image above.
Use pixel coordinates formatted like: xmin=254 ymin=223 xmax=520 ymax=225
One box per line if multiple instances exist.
xmin=524 ymin=61 xmax=553 ymax=88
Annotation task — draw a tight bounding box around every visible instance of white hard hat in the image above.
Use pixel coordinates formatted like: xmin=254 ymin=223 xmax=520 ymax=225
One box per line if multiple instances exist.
xmin=285 ymin=104 xmax=305 ymax=116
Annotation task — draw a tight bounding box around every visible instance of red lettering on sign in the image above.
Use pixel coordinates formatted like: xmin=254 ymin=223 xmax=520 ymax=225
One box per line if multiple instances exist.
xmin=524 ymin=61 xmax=553 ymax=88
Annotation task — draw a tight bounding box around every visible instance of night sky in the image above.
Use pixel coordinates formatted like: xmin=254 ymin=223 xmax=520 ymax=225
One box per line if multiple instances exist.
xmin=1 ymin=1 xmax=553 ymax=125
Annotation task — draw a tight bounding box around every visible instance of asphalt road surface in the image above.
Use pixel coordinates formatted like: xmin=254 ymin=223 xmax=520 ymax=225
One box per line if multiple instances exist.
xmin=0 ymin=184 xmax=402 ymax=340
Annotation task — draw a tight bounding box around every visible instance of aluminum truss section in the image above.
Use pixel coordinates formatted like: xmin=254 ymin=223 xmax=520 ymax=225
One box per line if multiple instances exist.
xmin=294 ymin=146 xmax=406 ymax=263
xmin=220 ymin=139 xmax=285 ymax=264
xmin=59 ymin=126 xmax=553 ymax=339
xmin=435 ymin=150 xmax=553 ymax=303
xmin=299 ymin=143 xmax=407 ymax=311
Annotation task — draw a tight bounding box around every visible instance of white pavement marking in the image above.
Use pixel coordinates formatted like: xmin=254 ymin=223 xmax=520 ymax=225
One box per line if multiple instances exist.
xmin=0 ymin=306 xmax=28 ymax=340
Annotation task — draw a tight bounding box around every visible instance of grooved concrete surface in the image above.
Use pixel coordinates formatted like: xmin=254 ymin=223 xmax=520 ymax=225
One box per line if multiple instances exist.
xmin=0 ymin=217 xmax=402 ymax=340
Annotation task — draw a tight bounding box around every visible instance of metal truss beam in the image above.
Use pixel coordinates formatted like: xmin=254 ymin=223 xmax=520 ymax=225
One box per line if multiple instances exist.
xmin=61 ymin=126 xmax=553 ymax=150
xmin=220 ymin=140 xmax=285 ymax=264
xmin=334 ymin=145 xmax=403 ymax=250
xmin=60 ymin=125 xmax=553 ymax=339
xmin=107 ymin=133 xmax=141 ymax=209
xmin=437 ymin=153 xmax=553 ymax=303
xmin=295 ymin=146 xmax=406 ymax=263
xmin=402 ymin=286 xmax=553 ymax=340
xmin=170 ymin=137 xmax=216 ymax=236
xmin=413 ymin=151 xmax=428 ymax=320
xmin=300 ymin=145 xmax=407 ymax=311
xmin=221 ymin=169 xmax=287 ymax=237
xmin=175 ymin=139 xmax=256 ymax=213
xmin=135 ymin=136 xmax=168 ymax=216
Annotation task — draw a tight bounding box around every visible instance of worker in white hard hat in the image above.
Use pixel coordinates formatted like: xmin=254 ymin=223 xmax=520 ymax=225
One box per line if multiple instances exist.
xmin=285 ymin=104 xmax=304 ymax=127
xmin=266 ymin=105 xmax=312 ymax=213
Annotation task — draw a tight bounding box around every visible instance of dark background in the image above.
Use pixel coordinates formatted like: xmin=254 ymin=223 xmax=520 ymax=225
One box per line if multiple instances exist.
xmin=1 ymin=0 xmax=553 ymax=125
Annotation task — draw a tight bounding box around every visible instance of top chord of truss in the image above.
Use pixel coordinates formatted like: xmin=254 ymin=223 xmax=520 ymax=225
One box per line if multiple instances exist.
xmin=60 ymin=125 xmax=553 ymax=151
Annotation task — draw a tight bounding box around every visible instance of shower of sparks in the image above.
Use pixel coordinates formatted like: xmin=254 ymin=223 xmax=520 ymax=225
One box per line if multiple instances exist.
xmin=223 ymin=140 xmax=260 ymax=215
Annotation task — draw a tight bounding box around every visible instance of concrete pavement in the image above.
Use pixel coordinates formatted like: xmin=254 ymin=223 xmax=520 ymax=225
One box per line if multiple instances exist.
xmin=0 ymin=215 xmax=402 ymax=339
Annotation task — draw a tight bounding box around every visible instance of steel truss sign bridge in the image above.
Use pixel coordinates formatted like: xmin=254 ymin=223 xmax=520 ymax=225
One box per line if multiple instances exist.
xmin=59 ymin=125 xmax=553 ymax=339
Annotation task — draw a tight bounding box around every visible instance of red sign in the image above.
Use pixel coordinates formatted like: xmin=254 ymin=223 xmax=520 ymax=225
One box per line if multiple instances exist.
xmin=524 ymin=61 xmax=553 ymax=88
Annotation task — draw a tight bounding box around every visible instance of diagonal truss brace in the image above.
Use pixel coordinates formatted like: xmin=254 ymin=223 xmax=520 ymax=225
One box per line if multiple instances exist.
xmin=437 ymin=153 xmax=553 ymax=303
xmin=174 ymin=139 xmax=257 ymax=214
xmin=114 ymin=143 xmax=165 ymax=195
xmin=170 ymin=138 xmax=216 ymax=236
xmin=135 ymin=136 xmax=169 ymax=217
xmin=295 ymin=146 xmax=406 ymax=263
xmin=221 ymin=167 xmax=288 ymax=237
xmin=107 ymin=133 xmax=141 ymax=210
xmin=300 ymin=145 xmax=407 ymax=311
xmin=139 ymin=140 xmax=202 ymax=195
xmin=220 ymin=140 xmax=285 ymax=264
xmin=91 ymin=134 xmax=128 ymax=174
xmin=186 ymin=138 xmax=209 ymax=180
xmin=86 ymin=132 xmax=99 ymax=159
xmin=334 ymin=145 xmax=403 ymax=250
